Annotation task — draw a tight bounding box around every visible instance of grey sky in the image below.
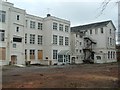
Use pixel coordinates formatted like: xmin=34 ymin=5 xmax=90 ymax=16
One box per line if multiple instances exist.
xmin=7 ymin=0 xmax=118 ymax=28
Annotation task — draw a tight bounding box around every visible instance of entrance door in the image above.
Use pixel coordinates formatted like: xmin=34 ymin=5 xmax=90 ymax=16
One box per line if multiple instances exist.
xmin=38 ymin=50 xmax=43 ymax=60
xmin=11 ymin=55 xmax=17 ymax=64
xmin=71 ymin=57 xmax=75 ymax=64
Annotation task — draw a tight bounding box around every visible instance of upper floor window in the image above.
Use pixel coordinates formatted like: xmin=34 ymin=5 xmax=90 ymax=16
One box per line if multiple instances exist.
xmin=0 ymin=30 xmax=5 ymax=41
xmin=110 ymin=29 xmax=111 ymax=34
xmin=0 ymin=10 xmax=6 ymax=22
xmin=65 ymin=37 xmax=69 ymax=46
xmin=17 ymin=15 xmax=20 ymax=20
xmin=25 ymin=34 xmax=27 ymax=44
xmin=13 ymin=43 xmax=16 ymax=48
xmin=65 ymin=25 xmax=69 ymax=32
xmin=38 ymin=35 xmax=43 ymax=45
xmin=90 ymin=29 xmax=92 ymax=34
xmin=30 ymin=21 xmax=36 ymax=29
xmin=38 ymin=23 xmax=43 ymax=30
xmin=101 ymin=28 xmax=104 ymax=33
xmin=53 ymin=35 xmax=57 ymax=45
xmin=53 ymin=22 xmax=57 ymax=30
xmin=59 ymin=24 xmax=63 ymax=31
xmin=53 ymin=50 xmax=58 ymax=59
xmin=30 ymin=34 xmax=35 ymax=44
xmin=59 ymin=36 xmax=63 ymax=45
xmin=95 ymin=28 xmax=98 ymax=34
xmin=16 ymin=27 xmax=19 ymax=32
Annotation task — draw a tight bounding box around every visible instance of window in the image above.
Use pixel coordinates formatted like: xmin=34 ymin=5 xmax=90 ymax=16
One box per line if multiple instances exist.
xmin=96 ymin=56 xmax=101 ymax=60
xmin=101 ymin=28 xmax=104 ymax=33
xmin=16 ymin=27 xmax=19 ymax=32
xmin=95 ymin=28 xmax=98 ymax=34
xmin=17 ymin=15 xmax=20 ymax=20
xmin=65 ymin=37 xmax=69 ymax=46
xmin=108 ymin=37 xmax=109 ymax=45
xmin=59 ymin=24 xmax=63 ymax=31
xmin=13 ymin=37 xmax=22 ymax=42
xmin=26 ymin=20 xmax=28 ymax=27
xmin=0 ymin=10 xmax=6 ymax=22
xmin=53 ymin=35 xmax=57 ymax=45
xmin=53 ymin=22 xmax=57 ymax=30
xmin=38 ymin=23 xmax=42 ymax=30
xmin=25 ymin=49 xmax=27 ymax=60
xmin=65 ymin=25 xmax=69 ymax=32
xmin=30 ymin=50 xmax=35 ymax=59
xmin=79 ymin=50 xmax=82 ymax=53
xmin=53 ymin=50 xmax=58 ymax=59
xmin=76 ymin=49 xmax=78 ymax=53
xmin=30 ymin=21 xmax=36 ymax=29
xmin=113 ymin=52 xmax=115 ymax=59
xmin=0 ymin=30 xmax=5 ymax=41
xmin=59 ymin=36 xmax=63 ymax=45
xmin=58 ymin=55 xmax=63 ymax=62
xmin=90 ymin=29 xmax=92 ymax=34
xmin=108 ymin=51 xmax=110 ymax=59
xmin=13 ymin=43 xmax=16 ymax=48
xmin=25 ymin=34 xmax=27 ymax=44
xmin=30 ymin=34 xmax=35 ymax=44
xmin=110 ymin=29 xmax=111 ymax=34
xmin=80 ymin=42 xmax=82 ymax=45
xmin=111 ymin=51 xmax=112 ymax=59
xmin=110 ymin=38 xmax=112 ymax=45
xmin=38 ymin=35 xmax=43 ymax=45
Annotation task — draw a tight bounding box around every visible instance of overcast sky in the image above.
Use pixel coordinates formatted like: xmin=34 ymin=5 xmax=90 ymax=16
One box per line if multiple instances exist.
xmin=7 ymin=0 xmax=118 ymax=28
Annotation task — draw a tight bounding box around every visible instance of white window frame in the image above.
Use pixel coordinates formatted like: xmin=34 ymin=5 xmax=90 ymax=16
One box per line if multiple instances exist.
xmin=53 ymin=35 xmax=57 ymax=45
xmin=30 ymin=34 xmax=35 ymax=44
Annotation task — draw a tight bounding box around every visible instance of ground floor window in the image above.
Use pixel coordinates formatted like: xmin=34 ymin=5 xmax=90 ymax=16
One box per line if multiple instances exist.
xmin=96 ymin=56 xmax=101 ymax=60
xmin=53 ymin=50 xmax=58 ymax=59
xmin=58 ymin=55 xmax=63 ymax=62
xmin=30 ymin=50 xmax=35 ymax=60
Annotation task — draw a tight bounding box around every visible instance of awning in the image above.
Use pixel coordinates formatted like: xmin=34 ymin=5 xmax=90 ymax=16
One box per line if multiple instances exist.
xmin=58 ymin=50 xmax=70 ymax=55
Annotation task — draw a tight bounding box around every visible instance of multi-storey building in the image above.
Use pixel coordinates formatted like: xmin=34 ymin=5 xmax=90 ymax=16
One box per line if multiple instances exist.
xmin=0 ymin=1 xmax=71 ymax=65
xmin=71 ymin=20 xmax=117 ymax=64
xmin=0 ymin=1 xmax=117 ymax=66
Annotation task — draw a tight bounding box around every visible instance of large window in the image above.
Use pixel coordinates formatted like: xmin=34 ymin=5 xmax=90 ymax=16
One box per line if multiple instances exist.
xmin=0 ymin=10 xmax=6 ymax=22
xmin=59 ymin=24 xmax=63 ymax=31
xmin=0 ymin=30 xmax=5 ymax=41
xmin=65 ymin=25 xmax=69 ymax=32
xmin=53 ymin=35 xmax=57 ymax=44
xmin=30 ymin=21 xmax=35 ymax=29
xmin=30 ymin=34 xmax=35 ymax=44
xmin=65 ymin=37 xmax=69 ymax=46
xmin=53 ymin=50 xmax=58 ymax=59
xmin=38 ymin=35 xmax=43 ymax=45
xmin=58 ymin=55 xmax=63 ymax=62
xmin=53 ymin=22 xmax=57 ymax=30
xmin=30 ymin=50 xmax=35 ymax=59
xmin=59 ymin=36 xmax=63 ymax=45
xmin=38 ymin=23 xmax=43 ymax=30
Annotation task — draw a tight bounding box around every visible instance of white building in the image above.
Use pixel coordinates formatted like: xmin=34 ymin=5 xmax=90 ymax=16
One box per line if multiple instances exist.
xmin=0 ymin=1 xmax=117 ymax=66
xmin=0 ymin=1 xmax=71 ymax=65
xmin=71 ymin=20 xmax=117 ymax=64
